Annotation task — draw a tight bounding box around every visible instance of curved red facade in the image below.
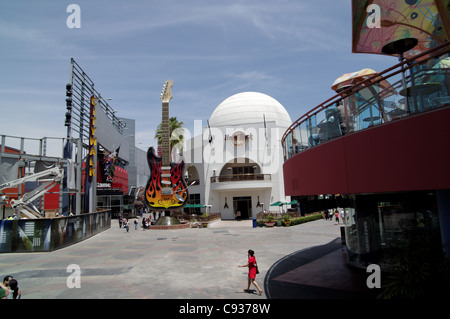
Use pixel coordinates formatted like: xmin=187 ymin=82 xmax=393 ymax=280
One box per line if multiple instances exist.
xmin=283 ymin=107 xmax=450 ymax=196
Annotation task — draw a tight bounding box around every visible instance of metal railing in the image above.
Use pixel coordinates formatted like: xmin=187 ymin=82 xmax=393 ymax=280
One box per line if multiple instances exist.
xmin=282 ymin=41 xmax=450 ymax=161
xmin=0 ymin=134 xmax=68 ymax=161
xmin=69 ymin=58 xmax=126 ymax=141
xmin=210 ymin=174 xmax=271 ymax=183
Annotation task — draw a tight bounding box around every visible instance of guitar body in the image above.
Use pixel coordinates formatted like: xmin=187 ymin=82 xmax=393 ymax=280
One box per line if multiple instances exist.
xmin=144 ymin=146 xmax=188 ymax=210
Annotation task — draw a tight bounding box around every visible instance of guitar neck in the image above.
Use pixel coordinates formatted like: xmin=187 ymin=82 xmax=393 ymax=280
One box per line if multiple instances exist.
xmin=161 ymin=102 xmax=170 ymax=166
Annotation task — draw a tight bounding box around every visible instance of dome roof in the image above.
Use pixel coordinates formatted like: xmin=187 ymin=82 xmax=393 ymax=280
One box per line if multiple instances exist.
xmin=209 ymin=92 xmax=292 ymax=128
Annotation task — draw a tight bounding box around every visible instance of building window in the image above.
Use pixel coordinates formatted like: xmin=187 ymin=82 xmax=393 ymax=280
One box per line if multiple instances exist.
xmin=232 ymin=166 xmax=254 ymax=175
xmin=188 ymin=193 xmax=201 ymax=214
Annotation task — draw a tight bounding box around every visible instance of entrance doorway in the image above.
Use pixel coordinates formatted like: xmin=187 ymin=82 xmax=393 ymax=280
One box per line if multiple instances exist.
xmin=233 ymin=196 xmax=252 ymax=219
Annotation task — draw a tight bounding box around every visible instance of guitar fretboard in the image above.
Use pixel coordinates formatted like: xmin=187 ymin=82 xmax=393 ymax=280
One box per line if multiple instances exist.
xmin=161 ymin=102 xmax=170 ymax=167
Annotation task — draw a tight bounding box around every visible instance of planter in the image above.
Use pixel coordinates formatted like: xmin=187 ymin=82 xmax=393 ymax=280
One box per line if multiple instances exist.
xmin=284 ymin=220 xmax=291 ymax=227
xmin=257 ymin=220 xmax=265 ymax=227
xmin=201 ymin=222 xmax=209 ymax=228
xmin=265 ymin=221 xmax=275 ymax=227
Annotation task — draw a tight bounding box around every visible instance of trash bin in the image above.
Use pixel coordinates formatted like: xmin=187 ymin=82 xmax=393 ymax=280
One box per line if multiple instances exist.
xmin=252 ymin=218 xmax=257 ymax=228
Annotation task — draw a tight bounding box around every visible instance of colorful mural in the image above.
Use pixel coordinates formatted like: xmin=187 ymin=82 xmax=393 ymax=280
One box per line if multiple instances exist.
xmin=352 ymin=0 xmax=450 ymax=58
xmin=98 ymin=147 xmax=120 ymax=184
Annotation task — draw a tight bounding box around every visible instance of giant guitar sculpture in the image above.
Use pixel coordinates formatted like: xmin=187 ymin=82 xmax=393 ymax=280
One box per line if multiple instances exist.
xmin=144 ymin=80 xmax=188 ymax=210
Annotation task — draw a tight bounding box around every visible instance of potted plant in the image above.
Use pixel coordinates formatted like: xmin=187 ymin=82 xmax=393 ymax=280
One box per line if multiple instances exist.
xmin=283 ymin=214 xmax=291 ymax=226
xmin=201 ymin=211 xmax=209 ymax=228
xmin=265 ymin=214 xmax=275 ymax=227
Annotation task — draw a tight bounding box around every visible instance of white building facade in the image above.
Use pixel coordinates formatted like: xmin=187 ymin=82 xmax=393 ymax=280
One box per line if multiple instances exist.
xmin=183 ymin=92 xmax=292 ymax=220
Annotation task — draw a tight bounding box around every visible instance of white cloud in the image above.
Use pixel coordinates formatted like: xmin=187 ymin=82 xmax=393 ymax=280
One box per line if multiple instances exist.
xmin=223 ymin=70 xmax=281 ymax=92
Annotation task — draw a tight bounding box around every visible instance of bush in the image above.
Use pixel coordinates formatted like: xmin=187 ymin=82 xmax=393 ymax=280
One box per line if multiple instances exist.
xmin=290 ymin=213 xmax=323 ymax=226
xmin=256 ymin=212 xmax=322 ymax=227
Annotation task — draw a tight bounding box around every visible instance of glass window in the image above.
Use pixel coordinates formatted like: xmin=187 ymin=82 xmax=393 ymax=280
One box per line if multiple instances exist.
xmin=293 ymin=125 xmax=308 ymax=154
xmin=285 ymin=131 xmax=293 ymax=159
xmin=344 ymin=207 xmax=359 ymax=254
xmin=307 ymin=115 xmax=318 ymax=147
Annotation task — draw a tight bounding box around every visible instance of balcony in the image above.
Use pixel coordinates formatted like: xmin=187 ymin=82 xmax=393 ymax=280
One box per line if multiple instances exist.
xmin=282 ymin=41 xmax=450 ymax=161
xmin=210 ymin=173 xmax=272 ymax=191
xmin=210 ymin=173 xmax=271 ymax=183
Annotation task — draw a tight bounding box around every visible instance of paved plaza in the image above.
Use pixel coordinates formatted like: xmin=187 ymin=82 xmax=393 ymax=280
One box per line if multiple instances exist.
xmin=0 ymin=217 xmax=374 ymax=299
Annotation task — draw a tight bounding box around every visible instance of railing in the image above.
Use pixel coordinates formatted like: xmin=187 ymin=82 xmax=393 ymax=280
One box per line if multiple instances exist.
xmin=0 ymin=134 xmax=68 ymax=160
xmin=210 ymin=174 xmax=271 ymax=183
xmin=282 ymin=41 xmax=450 ymax=161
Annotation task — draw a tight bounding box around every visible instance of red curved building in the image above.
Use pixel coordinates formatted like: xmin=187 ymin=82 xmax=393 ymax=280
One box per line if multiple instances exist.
xmin=282 ymin=42 xmax=450 ymax=294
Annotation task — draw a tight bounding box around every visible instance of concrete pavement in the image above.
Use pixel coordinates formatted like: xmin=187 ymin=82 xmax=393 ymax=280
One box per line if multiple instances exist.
xmin=0 ymin=217 xmax=374 ymax=299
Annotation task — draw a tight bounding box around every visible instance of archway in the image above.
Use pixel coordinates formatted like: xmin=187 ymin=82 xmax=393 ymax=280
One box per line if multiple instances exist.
xmin=186 ymin=165 xmax=200 ymax=186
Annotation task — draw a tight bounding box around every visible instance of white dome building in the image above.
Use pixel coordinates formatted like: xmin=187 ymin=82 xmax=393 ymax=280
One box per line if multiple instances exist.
xmin=209 ymin=92 xmax=292 ymax=128
xmin=184 ymin=92 xmax=292 ymax=220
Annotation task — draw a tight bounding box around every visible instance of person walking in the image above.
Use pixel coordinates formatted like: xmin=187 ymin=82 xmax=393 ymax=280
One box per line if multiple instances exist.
xmin=123 ymin=218 xmax=129 ymax=232
xmin=238 ymin=249 xmax=263 ymax=296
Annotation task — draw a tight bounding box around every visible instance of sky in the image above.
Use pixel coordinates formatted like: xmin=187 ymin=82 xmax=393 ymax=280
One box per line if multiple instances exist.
xmin=0 ymin=0 xmax=396 ymax=154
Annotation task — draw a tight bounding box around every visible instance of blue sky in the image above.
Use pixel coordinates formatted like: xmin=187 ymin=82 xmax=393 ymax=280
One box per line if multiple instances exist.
xmin=0 ymin=0 xmax=395 ymax=151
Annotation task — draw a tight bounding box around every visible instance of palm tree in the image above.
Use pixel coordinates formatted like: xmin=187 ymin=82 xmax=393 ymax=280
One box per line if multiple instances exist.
xmin=154 ymin=116 xmax=185 ymax=153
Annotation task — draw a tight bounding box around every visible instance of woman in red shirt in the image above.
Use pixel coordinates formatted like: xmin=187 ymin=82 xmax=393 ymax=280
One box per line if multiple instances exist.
xmin=238 ymin=249 xmax=263 ymax=296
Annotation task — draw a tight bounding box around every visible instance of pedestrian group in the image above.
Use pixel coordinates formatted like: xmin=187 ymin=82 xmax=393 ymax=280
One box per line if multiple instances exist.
xmin=0 ymin=275 xmax=21 ymax=299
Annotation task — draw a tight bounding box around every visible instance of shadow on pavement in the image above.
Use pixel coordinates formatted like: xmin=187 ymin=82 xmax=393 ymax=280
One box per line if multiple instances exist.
xmin=265 ymin=238 xmax=379 ymax=299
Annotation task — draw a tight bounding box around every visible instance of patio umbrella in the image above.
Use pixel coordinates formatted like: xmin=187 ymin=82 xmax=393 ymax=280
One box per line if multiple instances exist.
xmin=332 ymin=68 xmax=396 ymax=122
xmin=184 ymin=203 xmax=206 ymax=208
xmin=352 ymin=0 xmax=450 ymax=60
xmin=433 ymin=57 xmax=450 ymax=69
xmin=270 ymin=201 xmax=283 ymax=206
xmin=331 ymin=68 xmax=396 ymax=97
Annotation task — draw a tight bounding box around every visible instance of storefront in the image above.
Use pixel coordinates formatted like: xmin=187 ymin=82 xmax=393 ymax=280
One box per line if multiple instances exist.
xmin=341 ymin=191 xmax=443 ymax=268
xmin=96 ymin=159 xmax=129 ymax=219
